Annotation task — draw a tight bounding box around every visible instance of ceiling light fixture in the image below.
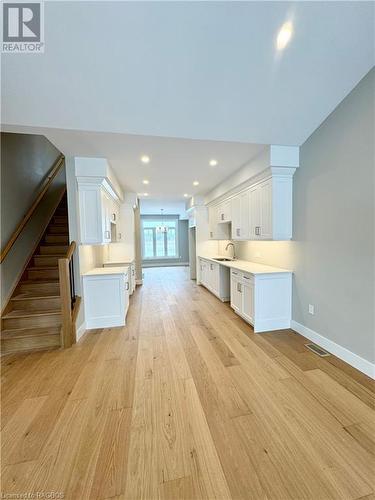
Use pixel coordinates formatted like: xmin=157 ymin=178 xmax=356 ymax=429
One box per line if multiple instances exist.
xmin=209 ymin=159 xmax=218 ymax=166
xmin=156 ymin=209 xmax=168 ymax=233
xmin=142 ymin=179 xmax=149 ymax=185
xmin=193 ymin=181 xmax=199 ymax=186
xmin=276 ymin=21 xmax=293 ymax=51
xmin=140 ymin=155 xmax=150 ymax=164
xmin=143 ymin=192 xmax=149 ymax=196
xmin=183 ymin=193 xmax=189 ymax=198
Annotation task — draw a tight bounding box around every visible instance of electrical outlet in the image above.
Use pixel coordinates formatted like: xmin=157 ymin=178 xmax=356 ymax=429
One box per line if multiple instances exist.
xmin=308 ymin=304 xmax=315 ymax=315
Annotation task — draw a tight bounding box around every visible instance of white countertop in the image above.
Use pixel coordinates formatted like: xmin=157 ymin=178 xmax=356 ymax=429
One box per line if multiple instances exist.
xmin=198 ymin=256 xmax=292 ymax=275
xmin=103 ymin=259 xmax=134 ymax=266
xmin=83 ymin=266 xmax=128 ymax=276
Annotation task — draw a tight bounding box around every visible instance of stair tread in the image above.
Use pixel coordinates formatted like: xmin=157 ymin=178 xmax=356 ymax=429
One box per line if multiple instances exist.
xmin=11 ymin=293 xmax=60 ymax=301
xmin=2 ymin=327 xmax=61 ymax=340
xmin=28 ymin=266 xmax=59 ymax=270
xmin=21 ymin=279 xmax=59 ymax=284
xmin=3 ymin=309 xmax=61 ymax=319
xmin=35 ymin=254 xmax=65 ymax=258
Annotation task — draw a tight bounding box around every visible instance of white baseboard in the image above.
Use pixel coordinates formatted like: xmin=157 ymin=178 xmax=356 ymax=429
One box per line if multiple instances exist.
xmin=76 ymin=322 xmax=86 ymax=342
xmin=291 ymin=320 xmax=375 ymax=379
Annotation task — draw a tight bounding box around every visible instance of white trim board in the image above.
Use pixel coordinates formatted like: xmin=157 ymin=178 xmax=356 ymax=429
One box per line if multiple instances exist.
xmin=76 ymin=322 xmax=86 ymax=342
xmin=291 ymin=320 xmax=375 ymax=380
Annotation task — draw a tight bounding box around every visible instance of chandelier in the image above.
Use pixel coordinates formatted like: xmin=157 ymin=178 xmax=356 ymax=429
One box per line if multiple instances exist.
xmin=156 ymin=209 xmax=168 ymax=233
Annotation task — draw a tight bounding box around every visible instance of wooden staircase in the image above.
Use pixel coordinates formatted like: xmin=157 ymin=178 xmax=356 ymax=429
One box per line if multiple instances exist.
xmin=1 ymin=197 xmax=70 ymax=355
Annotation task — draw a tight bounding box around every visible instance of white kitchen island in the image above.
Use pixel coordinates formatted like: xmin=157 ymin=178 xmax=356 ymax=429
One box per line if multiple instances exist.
xmin=198 ymin=256 xmax=292 ymax=333
xmin=82 ymin=267 xmax=130 ymax=329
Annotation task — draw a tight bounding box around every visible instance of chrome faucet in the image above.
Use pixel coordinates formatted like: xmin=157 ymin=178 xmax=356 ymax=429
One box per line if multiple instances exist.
xmin=225 ymin=242 xmax=236 ymax=260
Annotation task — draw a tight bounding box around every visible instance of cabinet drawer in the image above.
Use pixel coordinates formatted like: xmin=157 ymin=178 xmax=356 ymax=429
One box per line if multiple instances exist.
xmin=241 ymin=272 xmax=254 ymax=283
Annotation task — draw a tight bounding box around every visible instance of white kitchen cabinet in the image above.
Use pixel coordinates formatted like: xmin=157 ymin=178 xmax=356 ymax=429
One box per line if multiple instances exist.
xmin=78 ymin=183 xmax=120 ymax=245
xmin=199 ymin=258 xmax=230 ymax=301
xmin=230 ymin=269 xmax=241 ymax=313
xmin=241 ymin=274 xmax=254 ymax=324
xmin=232 ymin=191 xmax=250 ymax=240
xmin=229 ymin=266 xmax=292 ymax=332
xmin=208 ymin=206 xmax=231 ymax=240
xmin=103 ymin=261 xmax=136 ymax=295
xmin=83 ymin=268 xmax=129 ymax=329
xmin=217 ymin=200 xmax=232 ymax=224
xmin=208 ymin=168 xmax=295 ymax=241
xmin=75 ymin=158 xmax=123 ymax=245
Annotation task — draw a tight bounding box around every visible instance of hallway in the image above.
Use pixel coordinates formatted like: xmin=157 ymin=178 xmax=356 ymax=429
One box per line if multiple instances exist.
xmin=1 ymin=267 xmax=374 ymax=499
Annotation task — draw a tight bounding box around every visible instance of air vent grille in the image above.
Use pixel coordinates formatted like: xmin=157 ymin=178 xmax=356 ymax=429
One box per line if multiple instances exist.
xmin=305 ymin=343 xmax=330 ymax=357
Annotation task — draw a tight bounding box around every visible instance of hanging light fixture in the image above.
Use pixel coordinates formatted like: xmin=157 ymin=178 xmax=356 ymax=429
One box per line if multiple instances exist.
xmin=156 ymin=209 xmax=168 ymax=233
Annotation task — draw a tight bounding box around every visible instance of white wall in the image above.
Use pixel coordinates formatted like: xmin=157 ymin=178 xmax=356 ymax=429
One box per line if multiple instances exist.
xmin=140 ymin=199 xmax=188 ymax=219
xmin=218 ymin=68 xmax=375 ymax=368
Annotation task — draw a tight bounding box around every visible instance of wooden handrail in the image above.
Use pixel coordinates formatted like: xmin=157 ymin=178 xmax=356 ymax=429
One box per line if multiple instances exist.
xmin=65 ymin=241 xmax=76 ymax=261
xmin=58 ymin=240 xmax=79 ymax=348
xmin=1 ymin=154 xmax=65 ymax=263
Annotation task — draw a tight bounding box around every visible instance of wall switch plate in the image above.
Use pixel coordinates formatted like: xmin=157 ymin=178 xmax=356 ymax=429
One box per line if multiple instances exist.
xmin=308 ymin=304 xmax=315 ymax=315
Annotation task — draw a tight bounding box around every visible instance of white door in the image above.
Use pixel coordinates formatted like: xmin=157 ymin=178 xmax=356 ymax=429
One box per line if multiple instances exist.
xmin=259 ymin=179 xmax=272 ymax=240
xmin=241 ymin=278 xmax=254 ymax=325
xmin=249 ymin=185 xmax=261 ymax=240
xmin=230 ymin=272 xmax=242 ymax=313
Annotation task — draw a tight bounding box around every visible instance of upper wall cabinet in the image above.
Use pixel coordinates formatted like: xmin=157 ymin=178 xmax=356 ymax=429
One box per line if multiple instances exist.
xmin=75 ymin=157 xmax=123 ymax=245
xmin=217 ymin=200 xmax=232 ymax=224
xmin=208 ymin=167 xmax=295 ymax=241
xmin=208 ymin=206 xmax=231 ymax=240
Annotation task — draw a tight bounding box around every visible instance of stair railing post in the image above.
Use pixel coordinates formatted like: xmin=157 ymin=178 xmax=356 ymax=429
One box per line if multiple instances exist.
xmin=58 ymin=256 xmax=73 ymax=348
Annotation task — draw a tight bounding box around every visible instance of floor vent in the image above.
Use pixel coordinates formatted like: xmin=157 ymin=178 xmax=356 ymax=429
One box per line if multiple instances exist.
xmin=305 ymin=343 xmax=330 ymax=357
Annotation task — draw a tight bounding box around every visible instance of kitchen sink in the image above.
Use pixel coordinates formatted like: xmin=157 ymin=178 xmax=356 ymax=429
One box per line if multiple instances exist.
xmin=213 ymin=258 xmax=233 ymax=262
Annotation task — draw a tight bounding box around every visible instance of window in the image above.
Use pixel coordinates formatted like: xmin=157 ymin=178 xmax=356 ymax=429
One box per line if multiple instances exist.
xmin=141 ymin=218 xmax=179 ymax=259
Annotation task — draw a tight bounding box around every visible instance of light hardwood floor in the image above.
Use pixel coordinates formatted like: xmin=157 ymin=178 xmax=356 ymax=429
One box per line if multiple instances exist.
xmin=1 ymin=266 xmax=374 ymax=500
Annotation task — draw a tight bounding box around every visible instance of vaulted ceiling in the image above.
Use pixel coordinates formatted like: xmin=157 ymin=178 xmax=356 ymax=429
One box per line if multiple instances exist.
xmin=2 ymin=2 xmax=374 ymax=200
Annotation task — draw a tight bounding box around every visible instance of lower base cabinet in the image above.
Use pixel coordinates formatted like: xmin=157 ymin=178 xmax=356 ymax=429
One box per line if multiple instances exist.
xmin=199 ymin=258 xmax=230 ymax=302
xmin=83 ymin=270 xmax=129 ymax=329
xmin=230 ymin=268 xmax=291 ymax=332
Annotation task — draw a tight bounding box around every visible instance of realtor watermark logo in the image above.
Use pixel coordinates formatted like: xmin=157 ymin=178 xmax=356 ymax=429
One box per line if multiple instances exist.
xmin=2 ymin=1 xmax=44 ymax=53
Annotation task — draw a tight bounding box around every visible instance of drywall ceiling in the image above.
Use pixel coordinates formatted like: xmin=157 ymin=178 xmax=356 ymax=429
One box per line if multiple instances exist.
xmin=2 ymin=1 xmax=374 ymax=146
xmin=140 ymin=199 xmax=188 ymax=219
xmin=3 ymin=125 xmax=265 ymax=199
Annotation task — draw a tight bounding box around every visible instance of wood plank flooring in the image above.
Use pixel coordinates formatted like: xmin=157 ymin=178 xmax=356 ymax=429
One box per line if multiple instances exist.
xmin=1 ymin=266 xmax=374 ymax=499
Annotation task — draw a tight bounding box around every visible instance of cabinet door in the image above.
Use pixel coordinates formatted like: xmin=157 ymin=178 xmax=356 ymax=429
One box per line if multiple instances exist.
xmin=231 ymin=196 xmax=241 ymax=239
xmin=208 ymin=207 xmax=217 ymax=239
xmin=217 ymin=203 xmax=225 ymax=223
xmin=259 ymin=179 xmax=272 ymax=240
xmin=230 ymin=272 xmax=242 ymax=313
xmin=101 ymin=191 xmax=112 ymax=243
xmin=249 ymin=185 xmax=261 ymax=240
xmin=223 ymin=200 xmax=232 ymax=222
xmin=240 ymin=190 xmax=250 ymax=239
xmin=210 ymin=262 xmax=219 ymax=295
xmin=78 ymin=185 xmax=103 ymax=244
xmin=241 ymin=278 xmax=254 ymax=325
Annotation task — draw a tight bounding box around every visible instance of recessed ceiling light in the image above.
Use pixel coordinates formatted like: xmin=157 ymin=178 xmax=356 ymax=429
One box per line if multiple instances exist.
xmin=276 ymin=21 xmax=293 ymax=51
xmin=142 ymin=179 xmax=149 ymax=185
xmin=143 ymin=192 xmax=149 ymax=196
xmin=183 ymin=193 xmax=189 ymax=198
xmin=140 ymin=155 xmax=150 ymax=164
xmin=209 ymin=159 xmax=218 ymax=166
xmin=193 ymin=181 xmax=199 ymax=186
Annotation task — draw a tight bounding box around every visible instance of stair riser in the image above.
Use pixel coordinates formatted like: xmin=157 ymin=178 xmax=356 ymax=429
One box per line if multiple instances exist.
xmin=3 ymin=313 xmax=61 ymax=329
xmin=34 ymin=256 xmax=61 ymax=267
xmin=39 ymin=245 xmax=68 ymax=255
xmin=11 ymin=297 xmax=61 ymax=312
xmin=28 ymin=269 xmax=59 ymax=281
xmin=48 ymin=226 xmax=69 ymax=234
xmin=1 ymin=335 xmax=60 ymax=355
xmin=45 ymin=235 xmax=69 ymax=244
xmin=19 ymin=282 xmax=60 ymax=294
xmin=53 ymin=216 xmax=68 ymax=224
